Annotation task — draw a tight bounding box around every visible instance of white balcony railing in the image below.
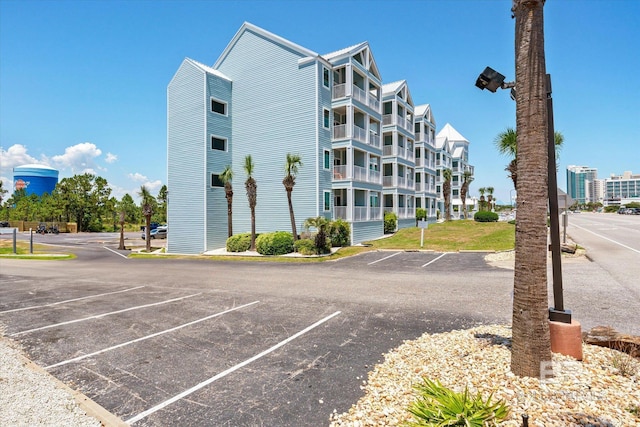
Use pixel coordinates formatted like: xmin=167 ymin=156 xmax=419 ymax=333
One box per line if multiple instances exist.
xmin=333 ymin=124 xmax=346 ymax=140
xmin=415 ymin=182 xmax=422 ymax=191
xmin=368 ymin=96 xmax=380 ymax=111
xmin=383 ymin=145 xmax=393 ymax=156
xmin=353 ymin=125 xmax=367 ymax=143
xmin=333 ymin=165 xmax=347 ymax=180
xmin=333 ymin=83 xmax=346 ymax=99
xmin=382 ymin=114 xmax=392 ymax=126
xmin=334 ymin=206 xmax=347 ymax=220
xmin=353 ymin=206 xmax=368 ymax=221
xmin=383 ymin=176 xmax=393 ymax=187
xmin=415 ymin=157 xmax=423 ymax=167
xmin=397 ymin=176 xmax=406 ymax=188
xmin=370 ymin=207 xmax=383 ymax=220
xmin=407 ymin=179 xmax=414 ymax=189
xmin=353 ymin=165 xmax=367 ymax=182
xmin=369 ymin=169 xmax=381 ymax=184
xmin=352 ymin=85 xmax=367 ymax=105
xmin=369 ymin=131 xmax=380 ymax=148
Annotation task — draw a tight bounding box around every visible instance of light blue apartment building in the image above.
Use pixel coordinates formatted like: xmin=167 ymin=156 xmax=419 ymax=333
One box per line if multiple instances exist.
xmin=167 ymin=23 xmax=473 ymax=254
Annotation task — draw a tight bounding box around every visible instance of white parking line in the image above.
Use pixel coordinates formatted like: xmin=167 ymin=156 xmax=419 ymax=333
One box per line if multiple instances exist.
xmin=367 ymin=251 xmax=401 ymax=265
xmin=10 ymin=293 xmax=202 ymax=337
xmin=422 ymin=252 xmax=448 ymax=268
xmin=45 ymin=300 xmax=260 ymax=370
xmin=126 ymin=310 xmax=342 ymax=425
xmin=103 ymin=246 xmax=128 ymax=259
xmin=0 ymin=286 xmax=145 ymax=315
xmin=571 ymin=223 xmax=640 ymax=254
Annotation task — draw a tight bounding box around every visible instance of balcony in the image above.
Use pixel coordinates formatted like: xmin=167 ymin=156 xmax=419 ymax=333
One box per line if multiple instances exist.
xmin=334 ymin=206 xmax=347 ymax=220
xmin=332 ymin=83 xmax=346 ymax=99
xmin=333 ymin=165 xmax=347 ymax=180
xmin=369 ymin=131 xmax=380 ymax=148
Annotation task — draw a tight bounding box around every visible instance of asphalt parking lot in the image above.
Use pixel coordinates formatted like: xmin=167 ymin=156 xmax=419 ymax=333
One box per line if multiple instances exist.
xmin=1 ymin=232 xmax=638 ymax=426
xmin=0 ymin=243 xmax=514 ymax=426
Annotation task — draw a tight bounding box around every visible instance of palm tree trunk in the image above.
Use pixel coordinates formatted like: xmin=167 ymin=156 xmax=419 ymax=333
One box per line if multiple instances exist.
xmin=250 ymin=207 xmax=256 ymax=251
xmin=286 ymin=189 xmax=298 ymax=240
xmin=511 ymin=0 xmax=552 ymax=378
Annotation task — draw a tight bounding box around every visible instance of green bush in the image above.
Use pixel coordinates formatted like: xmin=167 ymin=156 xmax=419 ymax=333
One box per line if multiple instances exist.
xmin=407 ymin=378 xmax=509 ymax=427
xmin=294 ymin=238 xmax=317 ymax=255
xmin=474 ymin=211 xmax=499 ymax=222
xmin=416 ymin=208 xmax=427 ymax=221
xmin=226 ymin=233 xmax=252 ymax=252
xmin=328 ymin=219 xmax=350 ymax=247
xmin=384 ymin=211 xmax=397 ymax=234
xmin=255 ymin=231 xmax=294 ymax=255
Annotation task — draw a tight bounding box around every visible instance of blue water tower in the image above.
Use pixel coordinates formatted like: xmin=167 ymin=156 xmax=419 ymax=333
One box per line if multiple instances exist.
xmin=13 ymin=164 xmax=59 ymax=197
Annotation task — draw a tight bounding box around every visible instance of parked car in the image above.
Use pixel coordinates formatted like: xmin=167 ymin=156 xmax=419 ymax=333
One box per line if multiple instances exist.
xmin=142 ymin=225 xmax=167 ymax=240
xmin=140 ymin=222 xmax=160 ymax=231
xmin=0 ymin=221 xmax=9 ymax=227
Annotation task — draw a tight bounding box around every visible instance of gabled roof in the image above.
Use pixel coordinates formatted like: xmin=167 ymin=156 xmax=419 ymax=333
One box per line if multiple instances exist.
xmin=435 ymin=135 xmax=449 ymax=151
xmin=323 ymin=42 xmax=382 ymax=81
xmin=452 ymin=146 xmax=465 ymax=158
xmin=437 ymin=123 xmax=469 ymax=144
xmin=323 ymin=41 xmax=368 ymax=61
xmin=185 ymin=58 xmax=231 ymax=81
xmin=414 ymin=104 xmax=435 ymax=125
xmin=382 ymin=80 xmax=405 ymax=95
xmin=213 ymin=22 xmax=319 ymax=69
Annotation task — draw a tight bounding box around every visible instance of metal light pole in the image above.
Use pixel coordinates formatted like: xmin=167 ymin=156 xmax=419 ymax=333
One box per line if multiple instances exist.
xmin=476 ymin=67 xmax=571 ymax=324
xmin=545 ymin=74 xmax=571 ymax=323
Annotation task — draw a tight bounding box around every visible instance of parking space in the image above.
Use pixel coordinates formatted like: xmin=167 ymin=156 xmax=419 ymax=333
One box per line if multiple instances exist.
xmin=335 ymin=250 xmax=495 ymax=272
xmin=0 ymin=283 xmax=349 ymax=425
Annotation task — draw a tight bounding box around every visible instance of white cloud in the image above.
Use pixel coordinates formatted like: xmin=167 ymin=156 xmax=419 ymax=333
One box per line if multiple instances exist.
xmin=51 ymin=142 xmax=102 ymax=173
xmin=105 ymin=152 xmax=118 ymax=163
xmin=0 ymin=144 xmax=44 ymax=171
xmin=128 ymin=172 xmax=148 ymax=183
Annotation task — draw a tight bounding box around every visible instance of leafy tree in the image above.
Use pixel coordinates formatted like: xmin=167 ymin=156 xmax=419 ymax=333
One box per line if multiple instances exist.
xmin=512 ymin=0 xmax=552 ymax=377
xmin=244 ymin=155 xmax=257 ymax=251
xmin=460 ymin=171 xmax=474 ymax=219
xmin=117 ymin=194 xmax=138 ymax=224
xmin=442 ymin=168 xmax=452 ymax=221
xmin=220 ymin=165 xmax=234 ymax=238
xmin=283 ymin=153 xmax=302 ymax=241
xmin=156 ymin=185 xmax=168 ymax=224
xmin=138 ymin=185 xmax=154 ymax=252
xmin=0 ymin=180 xmax=7 ymax=205
xmin=55 ymin=173 xmax=112 ymax=231
xmin=478 ymin=187 xmax=487 ymax=211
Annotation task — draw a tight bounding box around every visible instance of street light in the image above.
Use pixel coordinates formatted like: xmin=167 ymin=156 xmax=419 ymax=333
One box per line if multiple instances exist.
xmin=476 ymin=66 xmax=571 ymax=324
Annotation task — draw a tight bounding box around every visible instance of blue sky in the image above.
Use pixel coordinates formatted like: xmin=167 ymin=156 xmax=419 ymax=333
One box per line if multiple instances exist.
xmin=1 ymin=0 xmax=638 ymax=204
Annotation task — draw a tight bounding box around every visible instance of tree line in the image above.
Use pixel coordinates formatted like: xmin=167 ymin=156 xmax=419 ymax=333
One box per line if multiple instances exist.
xmin=0 ymin=173 xmax=167 ymax=232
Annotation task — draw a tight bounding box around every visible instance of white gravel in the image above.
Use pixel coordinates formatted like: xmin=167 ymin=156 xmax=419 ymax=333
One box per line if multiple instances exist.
xmin=0 ymin=336 xmax=102 ymax=427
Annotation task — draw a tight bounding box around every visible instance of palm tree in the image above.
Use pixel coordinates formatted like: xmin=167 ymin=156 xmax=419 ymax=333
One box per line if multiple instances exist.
xmin=486 ymin=186 xmax=495 ymax=212
xmin=220 ymin=165 xmax=234 ymax=238
xmin=460 ymin=171 xmax=473 ymax=219
xmin=138 ymin=185 xmax=153 ymax=252
xmin=283 ymin=153 xmax=302 ymax=241
xmin=304 ymin=216 xmax=329 ymax=254
xmin=512 ymin=0 xmax=552 ymax=378
xmin=478 ymin=187 xmax=487 ymax=211
xmin=243 ymin=155 xmax=257 ymax=251
xmin=495 ymin=126 xmax=564 ymax=189
xmin=442 ymin=168 xmax=452 ymax=221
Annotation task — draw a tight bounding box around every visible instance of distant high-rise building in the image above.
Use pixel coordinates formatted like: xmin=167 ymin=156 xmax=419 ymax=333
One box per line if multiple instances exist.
xmin=603 ymin=171 xmax=640 ymax=206
xmin=566 ymin=165 xmax=598 ymax=204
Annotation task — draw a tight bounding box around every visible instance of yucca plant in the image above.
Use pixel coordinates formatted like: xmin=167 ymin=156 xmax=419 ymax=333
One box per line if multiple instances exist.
xmin=406 ymin=378 xmax=509 ymax=427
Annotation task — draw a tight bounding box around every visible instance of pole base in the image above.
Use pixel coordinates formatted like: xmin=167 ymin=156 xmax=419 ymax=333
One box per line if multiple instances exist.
xmin=549 ymin=307 xmax=572 ymax=323
xmin=549 ymin=318 xmax=583 ymax=361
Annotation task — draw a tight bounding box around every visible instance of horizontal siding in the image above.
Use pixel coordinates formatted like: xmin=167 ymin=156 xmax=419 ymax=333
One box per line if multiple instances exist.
xmin=352 ymin=221 xmax=383 ymax=245
xmin=397 ymin=218 xmax=415 ymax=230
xmin=167 ymin=60 xmax=206 ymax=254
xmin=206 ymin=75 xmax=233 ymax=250
xmin=217 ymin=29 xmax=320 ymax=235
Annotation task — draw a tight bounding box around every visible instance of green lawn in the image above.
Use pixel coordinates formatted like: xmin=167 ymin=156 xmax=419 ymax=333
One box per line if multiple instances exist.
xmin=366 ymin=220 xmax=515 ymax=252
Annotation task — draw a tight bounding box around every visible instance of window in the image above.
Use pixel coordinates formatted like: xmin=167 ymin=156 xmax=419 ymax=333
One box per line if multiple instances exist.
xmin=211 ymin=136 xmax=226 ymax=151
xmin=323 ymin=67 xmax=330 ymax=88
xmin=211 ymin=174 xmax=224 ymax=188
xmin=324 ymin=191 xmax=331 ymax=211
xmin=323 ymin=109 xmax=330 ymax=129
xmin=324 ymin=150 xmax=331 ymax=170
xmin=210 ymin=98 xmax=227 ymax=115
xmin=453 ymin=189 xmax=459 ymax=197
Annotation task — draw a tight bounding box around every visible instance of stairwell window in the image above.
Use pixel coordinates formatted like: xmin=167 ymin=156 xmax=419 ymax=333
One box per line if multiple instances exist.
xmin=211 ymin=136 xmax=227 ymax=151
xmin=323 ymin=67 xmax=330 ymax=88
xmin=323 ymin=108 xmax=330 ymax=129
xmin=211 ymin=174 xmax=224 ymax=188
xmin=324 ymin=191 xmax=331 ymax=211
xmin=210 ymin=98 xmax=227 ymax=116
xmin=324 ymin=150 xmax=331 ymax=170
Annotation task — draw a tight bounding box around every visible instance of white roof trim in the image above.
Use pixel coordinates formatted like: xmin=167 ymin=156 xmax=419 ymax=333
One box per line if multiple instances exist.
xmin=214 ymin=22 xmax=319 ymax=69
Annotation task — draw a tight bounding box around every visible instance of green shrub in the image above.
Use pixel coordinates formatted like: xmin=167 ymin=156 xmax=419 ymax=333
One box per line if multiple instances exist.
xmin=255 ymin=231 xmax=294 ymax=255
xmin=226 ymin=233 xmax=252 ymax=252
xmin=384 ymin=211 xmax=397 ymax=234
xmin=294 ymin=238 xmax=317 ymax=255
xmin=474 ymin=211 xmax=499 ymax=222
xmin=416 ymin=208 xmax=427 ymax=221
xmin=328 ymin=219 xmax=350 ymax=247
xmin=406 ymin=378 xmax=509 ymax=427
